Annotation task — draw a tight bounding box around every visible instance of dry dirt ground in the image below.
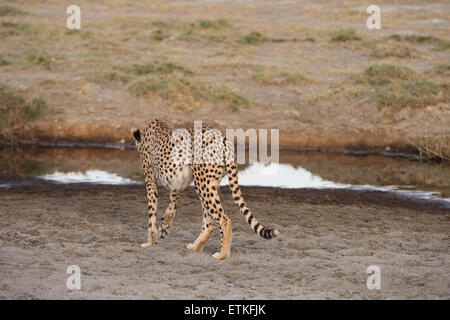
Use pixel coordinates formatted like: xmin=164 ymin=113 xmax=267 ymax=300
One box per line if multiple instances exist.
xmin=0 ymin=182 xmax=449 ymax=299
xmin=1 ymin=0 xmax=449 ymax=151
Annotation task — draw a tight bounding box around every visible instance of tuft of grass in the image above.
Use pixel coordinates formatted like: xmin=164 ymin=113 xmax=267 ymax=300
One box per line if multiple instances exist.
xmin=104 ymin=71 xmax=133 ymax=83
xmin=126 ymin=60 xmax=192 ymax=76
xmin=0 ymin=21 xmax=29 ymax=36
xmin=375 ymin=80 xmax=441 ymax=110
xmin=252 ymin=70 xmax=307 ymax=85
xmin=0 ymin=84 xmax=46 ymax=134
xmin=148 ymin=18 xmax=232 ymax=43
xmin=241 ymin=31 xmax=268 ymax=44
xmin=428 ymin=63 xmax=450 ymax=77
xmin=0 ymin=55 xmax=11 ymax=66
xmin=389 ymin=34 xmax=450 ymax=51
xmin=150 ymin=20 xmax=175 ymax=29
xmin=38 ymin=78 xmax=58 ymax=87
xmin=130 ymin=74 xmax=248 ymax=110
xmin=86 ymin=60 xmax=193 ymax=85
xmin=196 ymin=18 xmax=231 ymax=29
xmin=270 ymin=37 xmax=295 ymax=43
xmin=353 ymin=64 xmax=447 ymax=110
xmin=239 ymin=31 xmax=297 ymax=45
xmin=22 ymin=97 xmax=47 ymax=121
xmin=64 ymin=29 xmax=93 ymax=40
xmin=211 ymin=84 xmax=249 ymax=109
xmin=0 ymin=5 xmax=26 ymax=16
xmin=370 ymin=42 xmax=418 ymax=59
xmin=151 ymin=29 xmax=170 ymax=41
xmin=330 ymin=28 xmax=361 ymax=42
xmin=26 ymin=53 xmax=53 ymax=69
xmin=359 ymin=64 xmax=416 ymax=85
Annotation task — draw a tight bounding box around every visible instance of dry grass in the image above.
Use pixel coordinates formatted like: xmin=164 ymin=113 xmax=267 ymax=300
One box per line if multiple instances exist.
xmin=0 ymin=84 xmax=46 ymax=136
xmin=428 ymin=63 xmax=450 ymax=77
xmin=240 ymin=31 xmax=268 ymax=44
xmin=352 ymin=64 xmax=447 ymax=110
xmin=410 ymin=136 xmax=450 ymax=164
xmin=0 ymin=5 xmax=26 ymax=16
xmin=84 ymin=57 xmax=248 ymax=110
xmin=330 ymin=28 xmax=361 ymax=42
xmin=130 ymin=75 xmax=248 ymax=111
xmin=0 ymin=55 xmax=11 ymax=66
xmin=303 ymin=63 xmax=448 ymax=111
xmin=389 ymin=34 xmax=450 ymax=51
xmin=145 ymin=17 xmax=236 ymax=43
xmin=26 ymin=53 xmax=53 ymax=70
xmin=251 ymin=69 xmax=307 ymax=85
xmin=0 ymin=21 xmax=30 ymax=36
xmin=125 ymin=61 xmax=193 ymax=76
xmin=369 ymin=42 xmax=419 ymax=59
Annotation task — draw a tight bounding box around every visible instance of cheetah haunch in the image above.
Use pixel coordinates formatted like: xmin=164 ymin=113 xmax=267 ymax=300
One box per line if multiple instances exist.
xmin=131 ymin=119 xmax=279 ymax=259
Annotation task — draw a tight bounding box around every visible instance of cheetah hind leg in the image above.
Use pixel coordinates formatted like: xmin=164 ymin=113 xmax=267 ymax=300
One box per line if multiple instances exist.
xmin=158 ymin=213 xmax=173 ymax=239
xmin=195 ymin=187 xmax=232 ymax=260
xmin=158 ymin=190 xmax=179 ymax=239
xmin=187 ymin=207 xmax=214 ymax=252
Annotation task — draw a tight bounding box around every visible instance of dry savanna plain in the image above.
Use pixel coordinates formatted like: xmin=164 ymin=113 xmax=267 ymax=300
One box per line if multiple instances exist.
xmin=0 ymin=0 xmax=449 ymax=154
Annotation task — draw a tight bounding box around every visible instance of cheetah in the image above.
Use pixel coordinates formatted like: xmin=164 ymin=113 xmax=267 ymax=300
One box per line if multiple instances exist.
xmin=131 ymin=119 xmax=279 ymax=259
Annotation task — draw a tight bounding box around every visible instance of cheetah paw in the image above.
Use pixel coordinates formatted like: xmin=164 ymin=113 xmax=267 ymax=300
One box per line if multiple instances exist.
xmin=212 ymin=252 xmax=229 ymax=260
xmin=140 ymin=241 xmax=155 ymax=248
xmin=187 ymin=243 xmax=202 ymax=251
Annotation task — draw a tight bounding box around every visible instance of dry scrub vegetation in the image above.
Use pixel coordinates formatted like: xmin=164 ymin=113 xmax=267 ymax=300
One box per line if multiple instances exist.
xmin=0 ymin=84 xmax=46 ymax=137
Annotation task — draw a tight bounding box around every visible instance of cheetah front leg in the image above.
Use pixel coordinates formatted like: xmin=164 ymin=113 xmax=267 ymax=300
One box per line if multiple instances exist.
xmin=159 ymin=190 xmax=179 ymax=239
xmin=187 ymin=204 xmax=214 ymax=252
xmin=141 ymin=179 xmax=158 ymax=248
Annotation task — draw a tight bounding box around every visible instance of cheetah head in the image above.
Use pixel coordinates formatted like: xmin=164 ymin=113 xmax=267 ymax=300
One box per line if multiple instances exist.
xmin=130 ymin=127 xmax=143 ymax=152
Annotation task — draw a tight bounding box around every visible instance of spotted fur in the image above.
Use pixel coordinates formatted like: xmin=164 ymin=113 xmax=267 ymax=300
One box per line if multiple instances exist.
xmin=131 ymin=119 xmax=279 ymax=259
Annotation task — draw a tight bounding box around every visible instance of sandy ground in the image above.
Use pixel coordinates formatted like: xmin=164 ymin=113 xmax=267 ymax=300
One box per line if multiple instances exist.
xmin=0 ymin=180 xmax=448 ymax=299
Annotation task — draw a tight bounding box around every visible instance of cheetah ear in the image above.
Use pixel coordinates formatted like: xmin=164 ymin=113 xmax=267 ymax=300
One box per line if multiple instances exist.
xmin=130 ymin=127 xmax=141 ymax=142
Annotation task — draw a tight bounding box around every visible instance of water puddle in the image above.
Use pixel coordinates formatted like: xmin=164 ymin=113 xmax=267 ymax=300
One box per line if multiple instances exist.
xmin=40 ymin=170 xmax=141 ymax=185
xmin=0 ymin=146 xmax=449 ymax=205
xmin=221 ymin=163 xmax=349 ymax=188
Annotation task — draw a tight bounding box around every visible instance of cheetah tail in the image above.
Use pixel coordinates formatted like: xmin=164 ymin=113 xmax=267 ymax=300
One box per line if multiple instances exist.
xmin=226 ymin=162 xmax=280 ymax=239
